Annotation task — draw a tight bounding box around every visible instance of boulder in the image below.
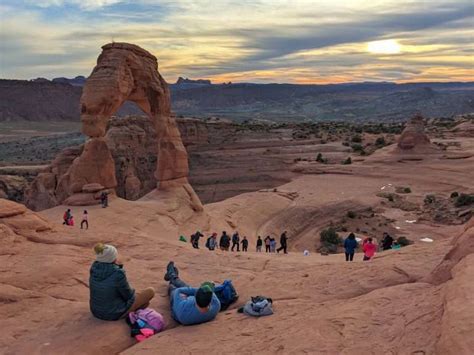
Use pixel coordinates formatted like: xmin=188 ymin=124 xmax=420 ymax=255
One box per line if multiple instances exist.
xmin=63 ymin=193 xmax=99 ymax=206
xmin=0 ymin=198 xmax=27 ymax=218
xmin=82 ymin=183 xmax=105 ymax=193
xmin=398 ymin=114 xmax=431 ymax=150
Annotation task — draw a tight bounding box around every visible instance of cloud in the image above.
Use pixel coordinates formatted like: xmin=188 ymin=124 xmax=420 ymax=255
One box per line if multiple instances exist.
xmin=0 ymin=0 xmax=473 ymax=83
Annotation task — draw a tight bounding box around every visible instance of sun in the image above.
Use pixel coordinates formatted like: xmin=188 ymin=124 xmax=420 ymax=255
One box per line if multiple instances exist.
xmin=367 ymin=39 xmax=401 ymax=54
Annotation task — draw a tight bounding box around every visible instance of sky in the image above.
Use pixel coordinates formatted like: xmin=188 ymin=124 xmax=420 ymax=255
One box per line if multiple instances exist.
xmin=0 ymin=0 xmax=473 ymax=84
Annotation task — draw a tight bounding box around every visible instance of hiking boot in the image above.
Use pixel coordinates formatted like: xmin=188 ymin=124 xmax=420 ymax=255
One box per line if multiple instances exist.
xmin=164 ymin=261 xmax=178 ymax=281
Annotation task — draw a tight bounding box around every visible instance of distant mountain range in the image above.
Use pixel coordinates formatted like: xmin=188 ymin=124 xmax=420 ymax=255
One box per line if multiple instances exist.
xmin=0 ymin=77 xmax=473 ymax=122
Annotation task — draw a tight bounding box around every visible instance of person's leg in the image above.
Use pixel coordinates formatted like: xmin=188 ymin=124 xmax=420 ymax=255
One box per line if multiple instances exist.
xmin=350 ymin=253 xmax=354 ymax=261
xmin=80 ymin=220 xmax=84 ymax=229
xmin=345 ymin=252 xmax=349 ymax=261
xmin=284 ymin=245 xmax=287 ymax=254
xmin=127 ymin=287 xmax=155 ymax=313
xmin=86 ymin=220 xmax=89 ymax=229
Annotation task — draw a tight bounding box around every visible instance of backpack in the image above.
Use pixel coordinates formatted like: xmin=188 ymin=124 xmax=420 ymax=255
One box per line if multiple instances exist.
xmin=128 ymin=308 xmax=165 ymax=333
xmin=214 ymin=280 xmax=238 ymax=311
xmin=205 ymin=237 xmax=211 ymax=249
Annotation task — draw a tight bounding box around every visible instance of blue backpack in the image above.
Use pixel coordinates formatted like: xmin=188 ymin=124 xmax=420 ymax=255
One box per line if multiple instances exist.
xmin=214 ymin=280 xmax=238 ymax=311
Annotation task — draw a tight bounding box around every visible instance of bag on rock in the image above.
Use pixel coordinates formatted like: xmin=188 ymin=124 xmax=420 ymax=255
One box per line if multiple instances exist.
xmin=214 ymin=280 xmax=239 ymax=311
xmin=128 ymin=308 xmax=165 ymax=334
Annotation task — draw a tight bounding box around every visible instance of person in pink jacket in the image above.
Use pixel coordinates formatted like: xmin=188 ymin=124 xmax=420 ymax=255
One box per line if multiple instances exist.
xmin=362 ymin=237 xmax=376 ymax=261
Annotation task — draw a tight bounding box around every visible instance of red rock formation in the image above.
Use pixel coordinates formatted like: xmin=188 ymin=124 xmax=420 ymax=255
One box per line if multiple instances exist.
xmin=25 ymin=43 xmax=202 ymax=211
xmin=397 ymin=114 xmax=431 ymax=150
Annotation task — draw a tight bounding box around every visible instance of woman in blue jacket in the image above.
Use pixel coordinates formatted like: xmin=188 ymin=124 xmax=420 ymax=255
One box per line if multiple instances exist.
xmin=89 ymin=243 xmax=155 ymax=320
xmin=344 ymin=233 xmax=358 ymax=262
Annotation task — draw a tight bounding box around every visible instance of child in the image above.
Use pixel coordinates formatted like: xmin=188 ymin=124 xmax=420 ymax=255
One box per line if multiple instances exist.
xmin=270 ymin=238 xmax=277 ymax=253
xmin=81 ymin=210 xmax=89 ymax=230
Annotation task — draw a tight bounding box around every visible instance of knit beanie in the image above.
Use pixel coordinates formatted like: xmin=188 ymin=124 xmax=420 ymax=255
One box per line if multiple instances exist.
xmin=195 ymin=284 xmax=213 ymax=308
xmin=94 ymin=243 xmax=118 ymax=263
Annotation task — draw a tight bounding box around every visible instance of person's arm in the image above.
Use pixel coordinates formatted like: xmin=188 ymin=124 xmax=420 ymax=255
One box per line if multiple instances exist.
xmin=176 ymin=287 xmax=197 ymax=297
xmin=116 ymin=269 xmax=135 ymax=301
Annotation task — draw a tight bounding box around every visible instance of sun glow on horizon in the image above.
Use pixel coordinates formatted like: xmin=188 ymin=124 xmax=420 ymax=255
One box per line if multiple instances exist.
xmin=367 ymin=39 xmax=402 ymax=54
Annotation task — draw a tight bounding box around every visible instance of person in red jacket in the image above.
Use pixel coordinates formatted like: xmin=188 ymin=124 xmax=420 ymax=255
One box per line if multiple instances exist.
xmin=362 ymin=237 xmax=376 ymax=261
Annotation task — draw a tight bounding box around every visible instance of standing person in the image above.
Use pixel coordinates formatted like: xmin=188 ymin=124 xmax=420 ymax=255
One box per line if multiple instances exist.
xmin=206 ymin=233 xmax=218 ymax=251
xmin=219 ymin=231 xmax=230 ymax=251
xmin=343 ymin=233 xmax=358 ymax=261
xmin=63 ymin=209 xmax=72 ymax=225
xmin=231 ymin=232 xmax=240 ymax=252
xmin=270 ymin=238 xmax=277 ymax=253
xmin=81 ymin=210 xmax=89 ymax=230
xmin=362 ymin=238 xmax=377 ymax=261
xmin=381 ymin=232 xmax=394 ymax=251
xmin=256 ymin=236 xmax=263 ymax=252
xmin=191 ymin=232 xmax=203 ymax=249
xmin=100 ymin=192 xmax=108 ymax=208
xmin=277 ymin=231 xmax=288 ymax=254
xmin=163 ymin=261 xmax=220 ymax=325
xmin=264 ymin=236 xmax=271 ymax=253
xmin=89 ymin=243 xmax=155 ymax=320
xmin=241 ymin=236 xmax=248 ymax=252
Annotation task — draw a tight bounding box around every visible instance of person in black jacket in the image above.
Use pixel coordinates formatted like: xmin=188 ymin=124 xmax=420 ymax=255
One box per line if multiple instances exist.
xmin=381 ymin=232 xmax=394 ymax=251
xmin=231 ymin=232 xmax=240 ymax=251
xmin=277 ymin=231 xmax=288 ymax=254
xmin=219 ymin=231 xmax=230 ymax=251
xmin=89 ymin=243 xmax=155 ymax=320
xmin=241 ymin=236 xmax=249 ymax=252
xmin=256 ymin=236 xmax=263 ymax=252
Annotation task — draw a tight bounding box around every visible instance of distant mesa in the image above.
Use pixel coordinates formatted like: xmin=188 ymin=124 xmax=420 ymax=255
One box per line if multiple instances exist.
xmin=52 ymin=75 xmax=87 ymax=86
xmin=176 ymin=77 xmax=211 ymax=85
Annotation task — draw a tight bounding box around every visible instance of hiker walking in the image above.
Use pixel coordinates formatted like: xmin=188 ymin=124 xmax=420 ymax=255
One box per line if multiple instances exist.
xmin=241 ymin=236 xmax=248 ymax=252
xmin=81 ymin=210 xmax=89 ymax=230
xmin=219 ymin=231 xmax=230 ymax=251
xmin=100 ymin=191 xmax=108 ymax=208
xmin=264 ymin=236 xmax=271 ymax=253
xmin=191 ymin=232 xmax=203 ymax=249
xmin=256 ymin=236 xmax=263 ymax=252
xmin=206 ymin=233 xmax=218 ymax=251
xmin=343 ymin=233 xmax=358 ymax=261
xmin=277 ymin=231 xmax=288 ymax=254
xmin=231 ymin=232 xmax=240 ymax=252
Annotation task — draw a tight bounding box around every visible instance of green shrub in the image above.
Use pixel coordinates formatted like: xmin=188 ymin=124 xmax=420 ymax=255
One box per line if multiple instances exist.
xmin=347 ymin=210 xmax=356 ymax=219
xmin=342 ymin=157 xmax=352 ymax=165
xmin=351 ymin=143 xmax=364 ymax=152
xmin=316 ymin=153 xmax=324 ymax=162
xmin=351 ymin=135 xmax=362 ymax=143
xmin=450 ymin=192 xmax=459 ymax=198
xmin=397 ymin=236 xmax=411 ymax=247
xmin=404 ymin=187 xmax=411 ymax=193
xmin=424 ymin=194 xmax=436 ymax=204
xmin=375 ymin=136 xmax=386 ymax=146
xmin=388 ymin=195 xmax=394 ymax=202
xmin=455 ymin=193 xmax=474 ymax=207
xmin=320 ymin=228 xmax=342 ymax=246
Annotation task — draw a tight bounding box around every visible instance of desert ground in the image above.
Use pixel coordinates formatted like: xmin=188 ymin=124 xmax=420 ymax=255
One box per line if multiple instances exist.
xmin=1 ymin=118 xmax=473 ymax=354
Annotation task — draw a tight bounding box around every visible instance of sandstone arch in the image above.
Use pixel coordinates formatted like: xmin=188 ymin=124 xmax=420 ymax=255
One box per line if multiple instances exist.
xmin=80 ymin=43 xmax=189 ymax=186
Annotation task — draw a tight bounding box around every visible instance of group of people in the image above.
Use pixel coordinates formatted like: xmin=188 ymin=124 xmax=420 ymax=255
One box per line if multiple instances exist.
xmin=343 ymin=232 xmax=399 ymax=262
xmin=63 ymin=209 xmax=89 ymax=229
xmin=190 ymin=231 xmax=289 ymax=254
xmin=89 ymin=244 xmax=222 ymax=326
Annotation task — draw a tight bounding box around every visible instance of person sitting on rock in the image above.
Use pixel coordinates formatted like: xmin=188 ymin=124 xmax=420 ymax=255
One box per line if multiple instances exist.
xmin=89 ymin=243 xmax=155 ymax=321
xmin=164 ymin=261 xmax=221 ymax=325
xmin=219 ymin=231 xmax=230 ymax=251
xmin=241 ymin=236 xmax=249 ymax=252
xmin=362 ymin=238 xmax=377 ymax=261
xmin=344 ymin=233 xmax=358 ymax=261
xmin=63 ymin=209 xmax=72 ymax=225
xmin=256 ymin=236 xmax=263 ymax=252
xmin=231 ymin=232 xmax=240 ymax=252
xmin=381 ymin=232 xmax=394 ymax=251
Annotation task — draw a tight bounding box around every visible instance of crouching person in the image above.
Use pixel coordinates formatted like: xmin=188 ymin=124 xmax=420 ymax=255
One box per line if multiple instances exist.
xmin=89 ymin=243 xmax=155 ymax=320
xmin=164 ymin=261 xmax=220 ymax=325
